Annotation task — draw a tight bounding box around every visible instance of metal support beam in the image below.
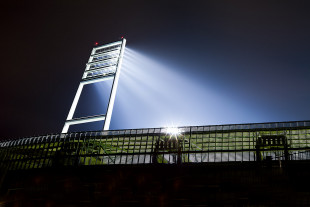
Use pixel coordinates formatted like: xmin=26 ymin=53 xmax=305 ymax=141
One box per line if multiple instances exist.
xmin=104 ymin=39 xmax=126 ymax=130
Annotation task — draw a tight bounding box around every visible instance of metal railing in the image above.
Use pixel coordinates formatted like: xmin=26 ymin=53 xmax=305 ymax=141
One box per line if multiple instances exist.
xmin=1 ymin=120 xmax=310 ymax=170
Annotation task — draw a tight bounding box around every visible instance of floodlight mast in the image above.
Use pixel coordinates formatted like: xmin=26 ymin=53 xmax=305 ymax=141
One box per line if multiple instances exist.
xmin=62 ymin=38 xmax=126 ymax=133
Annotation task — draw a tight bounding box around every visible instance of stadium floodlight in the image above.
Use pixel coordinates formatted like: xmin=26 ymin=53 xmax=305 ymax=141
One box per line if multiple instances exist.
xmin=62 ymin=38 xmax=126 ymax=133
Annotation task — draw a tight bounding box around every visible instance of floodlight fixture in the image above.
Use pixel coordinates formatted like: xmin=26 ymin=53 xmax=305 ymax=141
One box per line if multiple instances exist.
xmin=62 ymin=38 xmax=126 ymax=133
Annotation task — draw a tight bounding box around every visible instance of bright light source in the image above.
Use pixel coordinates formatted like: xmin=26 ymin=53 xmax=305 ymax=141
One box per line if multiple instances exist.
xmin=165 ymin=127 xmax=182 ymax=138
xmin=95 ymin=42 xmax=99 ymax=46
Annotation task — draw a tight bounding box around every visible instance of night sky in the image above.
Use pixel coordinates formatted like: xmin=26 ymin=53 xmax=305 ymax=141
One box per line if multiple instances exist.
xmin=1 ymin=1 xmax=310 ymax=139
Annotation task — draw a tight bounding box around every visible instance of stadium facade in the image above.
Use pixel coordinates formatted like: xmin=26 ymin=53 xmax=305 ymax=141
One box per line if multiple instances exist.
xmin=1 ymin=120 xmax=310 ymax=170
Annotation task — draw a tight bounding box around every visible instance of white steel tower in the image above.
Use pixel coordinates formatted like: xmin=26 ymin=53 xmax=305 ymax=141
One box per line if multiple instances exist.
xmin=62 ymin=39 xmax=126 ymax=133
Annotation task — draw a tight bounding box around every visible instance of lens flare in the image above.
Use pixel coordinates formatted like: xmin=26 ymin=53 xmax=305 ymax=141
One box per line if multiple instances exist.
xmin=165 ymin=127 xmax=182 ymax=138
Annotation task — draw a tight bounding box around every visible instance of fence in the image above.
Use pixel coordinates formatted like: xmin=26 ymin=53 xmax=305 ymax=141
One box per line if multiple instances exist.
xmin=1 ymin=120 xmax=310 ymax=170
